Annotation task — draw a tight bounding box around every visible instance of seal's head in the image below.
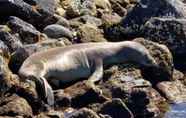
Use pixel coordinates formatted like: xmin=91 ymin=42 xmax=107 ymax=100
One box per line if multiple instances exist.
xmin=117 ymin=42 xmax=158 ymax=68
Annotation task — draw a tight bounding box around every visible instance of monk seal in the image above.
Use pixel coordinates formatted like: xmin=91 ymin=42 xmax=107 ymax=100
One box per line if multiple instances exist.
xmin=18 ymin=41 xmax=158 ymax=106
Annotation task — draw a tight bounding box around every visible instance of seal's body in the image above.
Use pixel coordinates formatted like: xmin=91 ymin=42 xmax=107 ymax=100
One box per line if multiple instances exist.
xmin=19 ymin=41 xmax=157 ymax=106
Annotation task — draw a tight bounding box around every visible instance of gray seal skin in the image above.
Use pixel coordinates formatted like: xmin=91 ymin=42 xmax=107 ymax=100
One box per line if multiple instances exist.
xmin=18 ymin=41 xmax=158 ymax=106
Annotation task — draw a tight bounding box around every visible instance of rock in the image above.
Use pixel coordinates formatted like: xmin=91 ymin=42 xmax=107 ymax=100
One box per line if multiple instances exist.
xmin=0 ymin=0 xmax=57 ymax=29
xmin=67 ymin=108 xmax=100 ymax=118
xmin=56 ymin=7 xmax=66 ymax=17
xmin=36 ymin=110 xmax=64 ymax=118
xmin=134 ymin=38 xmax=173 ymax=83
xmin=99 ymin=98 xmax=134 ymax=118
xmin=9 ymin=39 xmax=69 ymax=73
xmin=54 ymin=90 xmax=71 ymax=108
xmin=109 ymin=0 xmax=128 ymax=16
xmin=95 ymin=0 xmax=111 ymax=11
xmin=121 ymin=0 xmax=186 ymax=36
xmin=105 ymin=0 xmax=186 ymax=40
xmin=56 ymin=16 xmax=70 ymax=27
xmin=0 ymin=25 xmax=23 ymax=52
xmin=157 ymin=80 xmax=186 ymax=103
xmin=0 ymin=55 xmax=13 ymax=96
xmin=7 ymin=16 xmax=41 ymax=44
xmin=10 ymin=75 xmax=44 ymax=114
xmin=109 ymin=0 xmax=130 ymax=7
xmin=23 ymin=0 xmax=37 ymax=5
xmin=127 ymin=88 xmax=163 ymax=118
xmin=101 ymin=13 xmax=122 ymax=27
xmin=0 ymin=94 xmax=32 ymax=117
xmin=65 ymin=0 xmax=97 ymax=18
xmin=0 ymin=40 xmax=10 ymax=59
xmin=172 ymin=69 xmax=184 ymax=81
xmin=63 ymin=80 xmax=108 ymax=108
xmin=77 ymin=24 xmax=107 ymax=43
xmin=70 ymin=15 xmax=103 ymax=27
xmin=33 ymin=0 xmax=57 ymax=14
xmin=100 ymin=63 xmax=167 ymax=117
xmin=142 ymin=17 xmax=186 ymax=70
xmin=44 ymin=24 xmax=73 ymax=39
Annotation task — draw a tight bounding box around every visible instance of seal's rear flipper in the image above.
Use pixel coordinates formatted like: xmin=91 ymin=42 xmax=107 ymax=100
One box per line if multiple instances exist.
xmin=40 ymin=77 xmax=54 ymax=106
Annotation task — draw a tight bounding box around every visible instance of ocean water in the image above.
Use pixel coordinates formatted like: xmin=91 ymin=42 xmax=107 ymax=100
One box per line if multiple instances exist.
xmin=165 ymin=103 xmax=186 ymax=118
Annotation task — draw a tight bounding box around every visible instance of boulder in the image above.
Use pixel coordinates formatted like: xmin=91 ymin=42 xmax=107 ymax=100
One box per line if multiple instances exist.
xmin=33 ymin=0 xmax=57 ymax=14
xmin=157 ymin=80 xmax=186 ymax=103
xmin=120 ymin=0 xmax=186 ymax=37
xmin=65 ymin=0 xmax=97 ymax=18
xmin=70 ymin=15 xmax=103 ymax=27
xmin=7 ymin=16 xmax=41 ymax=44
xmin=0 ymin=94 xmax=32 ymax=118
xmin=67 ymin=108 xmax=100 ymax=118
xmin=77 ymin=24 xmax=107 ymax=43
xmin=63 ymin=80 xmax=108 ymax=108
xmin=99 ymin=98 xmax=134 ymax=118
xmin=142 ymin=17 xmax=186 ymax=70
xmin=43 ymin=24 xmax=73 ymax=39
xmin=0 ymin=0 xmax=57 ymax=29
xmin=0 ymin=25 xmax=23 ymax=53
xmin=105 ymin=0 xmax=186 ymax=40
xmin=0 ymin=55 xmax=13 ymax=96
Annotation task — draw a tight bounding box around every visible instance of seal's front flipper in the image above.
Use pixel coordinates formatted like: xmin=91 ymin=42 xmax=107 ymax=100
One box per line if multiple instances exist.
xmin=87 ymin=59 xmax=103 ymax=94
xmin=88 ymin=59 xmax=103 ymax=83
xmin=40 ymin=77 xmax=54 ymax=106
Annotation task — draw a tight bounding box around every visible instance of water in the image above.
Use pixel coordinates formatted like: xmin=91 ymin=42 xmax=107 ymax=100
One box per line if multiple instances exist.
xmin=165 ymin=103 xmax=186 ymax=118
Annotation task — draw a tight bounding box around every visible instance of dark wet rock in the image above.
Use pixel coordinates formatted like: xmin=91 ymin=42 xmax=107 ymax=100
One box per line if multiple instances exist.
xmin=9 ymin=39 xmax=69 ymax=74
xmin=100 ymin=63 xmax=166 ymax=117
xmin=109 ymin=0 xmax=128 ymax=16
xmin=142 ymin=17 xmax=186 ymax=70
xmin=54 ymin=90 xmax=71 ymax=108
xmin=0 ymin=94 xmax=32 ymax=117
xmin=0 ymin=55 xmax=13 ymax=96
xmin=105 ymin=0 xmax=186 ymax=40
xmin=70 ymin=15 xmax=103 ymax=27
xmin=67 ymin=108 xmax=100 ymax=118
xmin=134 ymin=38 xmax=173 ymax=83
xmin=65 ymin=0 xmax=97 ymax=18
xmin=121 ymin=0 xmax=186 ymax=37
xmin=7 ymin=16 xmax=41 ymax=44
xmin=0 ymin=25 xmax=23 ymax=53
xmin=33 ymin=0 xmax=57 ymax=14
xmin=109 ymin=0 xmax=130 ymax=7
xmin=127 ymin=88 xmax=163 ymax=118
xmin=77 ymin=24 xmax=107 ymax=43
xmin=63 ymin=80 xmax=108 ymax=108
xmin=99 ymin=98 xmax=134 ymax=118
xmin=157 ymin=80 xmax=186 ymax=103
xmin=44 ymin=24 xmax=73 ymax=39
xmin=0 ymin=0 xmax=57 ymax=29
xmin=23 ymin=0 xmax=37 ymax=5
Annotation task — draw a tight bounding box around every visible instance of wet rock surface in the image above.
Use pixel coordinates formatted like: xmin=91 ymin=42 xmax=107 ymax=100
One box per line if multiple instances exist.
xmin=0 ymin=0 xmax=186 ymax=118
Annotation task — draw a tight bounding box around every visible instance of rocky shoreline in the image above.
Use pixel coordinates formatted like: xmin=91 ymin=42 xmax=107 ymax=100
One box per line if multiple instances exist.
xmin=0 ymin=0 xmax=186 ymax=118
